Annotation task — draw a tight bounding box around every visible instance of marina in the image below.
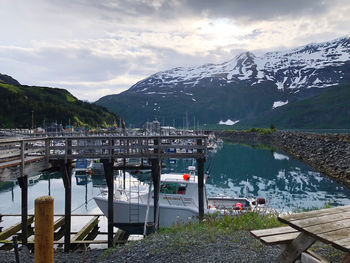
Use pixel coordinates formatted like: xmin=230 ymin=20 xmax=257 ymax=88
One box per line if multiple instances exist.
xmin=0 ymin=133 xmax=349 ymax=254
xmin=0 ymin=133 xmax=208 ymax=251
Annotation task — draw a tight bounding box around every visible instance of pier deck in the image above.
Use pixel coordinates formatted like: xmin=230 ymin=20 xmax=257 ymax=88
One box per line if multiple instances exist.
xmin=0 ymin=133 xmax=208 ymax=251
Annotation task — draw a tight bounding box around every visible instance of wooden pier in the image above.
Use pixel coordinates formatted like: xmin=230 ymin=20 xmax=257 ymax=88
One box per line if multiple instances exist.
xmin=0 ymin=214 xmax=129 ymax=250
xmin=0 ymin=133 xmax=207 ymax=251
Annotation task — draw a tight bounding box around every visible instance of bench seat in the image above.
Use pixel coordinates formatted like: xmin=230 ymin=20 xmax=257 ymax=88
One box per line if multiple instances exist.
xmin=250 ymin=226 xmax=330 ymax=263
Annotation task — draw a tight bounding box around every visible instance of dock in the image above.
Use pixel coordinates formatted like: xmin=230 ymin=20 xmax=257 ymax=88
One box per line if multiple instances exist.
xmin=0 ymin=133 xmax=208 ymax=251
xmin=0 ymin=214 xmax=129 ymax=250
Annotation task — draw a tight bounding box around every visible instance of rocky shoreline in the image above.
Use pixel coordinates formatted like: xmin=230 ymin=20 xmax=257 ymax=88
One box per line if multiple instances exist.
xmin=0 ymin=230 xmax=345 ymax=263
xmin=218 ymin=130 xmax=350 ymax=186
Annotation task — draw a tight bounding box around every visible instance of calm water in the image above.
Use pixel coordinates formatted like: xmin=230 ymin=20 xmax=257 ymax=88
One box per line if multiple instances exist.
xmin=1 ymin=142 xmax=350 ymax=228
xmin=204 ymin=143 xmax=350 ymax=211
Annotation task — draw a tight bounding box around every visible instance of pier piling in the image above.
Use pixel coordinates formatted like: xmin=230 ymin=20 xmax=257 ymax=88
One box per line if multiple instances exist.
xmin=151 ymin=158 xmax=161 ymax=231
xmin=17 ymin=175 xmax=28 ymax=247
xmin=60 ymin=160 xmax=72 ymax=252
xmin=34 ymin=195 xmax=54 ymax=263
xmin=102 ymin=159 xmax=115 ymax=248
xmin=197 ymin=138 xmax=205 ymax=221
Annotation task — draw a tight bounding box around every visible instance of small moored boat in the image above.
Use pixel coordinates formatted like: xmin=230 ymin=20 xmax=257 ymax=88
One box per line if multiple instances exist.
xmin=94 ymin=167 xmax=264 ymax=233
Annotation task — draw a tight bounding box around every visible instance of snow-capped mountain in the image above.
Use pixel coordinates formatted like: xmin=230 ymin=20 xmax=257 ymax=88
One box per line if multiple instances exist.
xmin=129 ymin=37 xmax=350 ymax=94
xmin=97 ymin=37 xmax=350 ymax=128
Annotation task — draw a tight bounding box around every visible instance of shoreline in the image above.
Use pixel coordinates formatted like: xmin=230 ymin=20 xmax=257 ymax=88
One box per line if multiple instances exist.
xmin=217 ymin=130 xmax=350 ymax=187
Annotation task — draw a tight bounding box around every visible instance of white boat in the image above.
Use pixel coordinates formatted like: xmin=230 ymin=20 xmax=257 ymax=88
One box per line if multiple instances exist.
xmin=94 ymin=167 xmax=264 ymax=233
xmin=91 ymin=160 xmax=104 ymax=175
xmin=74 ymin=158 xmax=93 ymax=175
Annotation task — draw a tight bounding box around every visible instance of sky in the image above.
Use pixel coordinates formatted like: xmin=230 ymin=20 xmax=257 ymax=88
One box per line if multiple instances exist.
xmin=0 ymin=0 xmax=350 ymax=102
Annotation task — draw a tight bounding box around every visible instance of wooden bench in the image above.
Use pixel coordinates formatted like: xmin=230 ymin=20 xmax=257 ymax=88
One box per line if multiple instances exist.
xmin=250 ymin=226 xmax=329 ymax=263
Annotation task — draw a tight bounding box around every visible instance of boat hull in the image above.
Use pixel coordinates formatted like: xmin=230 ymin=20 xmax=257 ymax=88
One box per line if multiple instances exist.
xmin=94 ymin=196 xmax=198 ymax=232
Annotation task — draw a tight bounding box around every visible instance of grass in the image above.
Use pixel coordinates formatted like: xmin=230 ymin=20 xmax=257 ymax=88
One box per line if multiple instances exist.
xmin=159 ymin=211 xmax=285 ymax=235
xmin=100 ymin=211 xmax=285 ymax=259
xmin=99 ymin=206 xmax=346 ymax=262
xmin=246 ymin=127 xmax=278 ymax=135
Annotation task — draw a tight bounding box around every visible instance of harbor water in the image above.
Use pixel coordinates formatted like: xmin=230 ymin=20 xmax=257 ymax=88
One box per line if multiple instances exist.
xmin=1 ymin=142 xmax=350 ymax=230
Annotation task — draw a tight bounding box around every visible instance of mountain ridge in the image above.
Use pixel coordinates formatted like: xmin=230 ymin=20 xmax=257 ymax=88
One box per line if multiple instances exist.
xmin=0 ymin=74 xmax=122 ymax=129
xmin=96 ymin=37 xmax=350 ymax=128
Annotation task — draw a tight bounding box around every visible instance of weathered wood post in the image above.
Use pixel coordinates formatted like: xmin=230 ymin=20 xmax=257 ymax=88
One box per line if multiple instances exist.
xmin=60 ymin=159 xmax=72 ymax=252
xmin=102 ymin=159 xmax=114 ymax=248
xmin=18 ymin=140 xmax=29 ymax=246
xmin=34 ymin=195 xmax=54 ymax=263
xmin=151 ymin=137 xmax=161 ymax=231
xmin=197 ymin=138 xmax=205 ymax=221
xmin=151 ymin=158 xmax=161 ymax=231
xmin=18 ymin=175 xmax=28 ymax=247
xmin=123 ymin=158 xmax=126 ymax=190
xmin=45 ymin=138 xmax=50 ymax=166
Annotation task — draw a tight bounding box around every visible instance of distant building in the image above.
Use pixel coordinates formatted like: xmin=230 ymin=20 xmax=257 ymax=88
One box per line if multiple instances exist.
xmin=161 ymin=126 xmax=176 ymax=135
xmin=143 ymin=119 xmax=161 ymax=134
xmin=45 ymin=122 xmax=63 ymax=133
xmin=65 ymin=125 xmax=74 ymax=132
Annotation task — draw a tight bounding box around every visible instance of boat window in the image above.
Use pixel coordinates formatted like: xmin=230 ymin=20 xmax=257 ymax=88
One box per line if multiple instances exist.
xmin=160 ymin=182 xmax=187 ymax=195
xmin=75 ymin=170 xmax=87 ymax=175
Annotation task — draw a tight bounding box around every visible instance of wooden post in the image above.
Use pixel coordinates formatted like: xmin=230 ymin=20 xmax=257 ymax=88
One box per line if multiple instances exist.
xmin=197 ymin=138 xmax=205 ymax=221
xmin=34 ymin=195 xmax=54 ymax=263
xmin=45 ymin=138 xmax=49 ymax=165
xmin=275 ymin=232 xmax=316 ymax=263
xmin=18 ymin=175 xmax=28 ymax=247
xmin=197 ymin=158 xmax=205 ymax=221
xmin=60 ymin=160 xmax=72 ymax=252
xmin=102 ymin=159 xmax=114 ymax=248
xmin=123 ymin=158 xmax=126 ymax=190
xmin=151 ymin=158 xmax=161 ymax=231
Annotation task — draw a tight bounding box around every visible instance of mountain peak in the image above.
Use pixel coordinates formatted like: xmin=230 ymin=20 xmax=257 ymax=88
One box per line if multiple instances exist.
xmin=128 ymin=36 xmax=350 ymax=94
xmin=0 ymin=73 xmax=21 ymax=86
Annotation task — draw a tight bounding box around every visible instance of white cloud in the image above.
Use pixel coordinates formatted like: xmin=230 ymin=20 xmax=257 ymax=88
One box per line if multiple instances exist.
xmin=0 ymin=0 xmax=349 ymax=101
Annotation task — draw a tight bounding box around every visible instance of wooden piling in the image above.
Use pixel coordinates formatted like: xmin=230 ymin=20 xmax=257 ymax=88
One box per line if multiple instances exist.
xmin=34 ymin=195 xmax=54 ymax=263
xmin=60 ymin=160 xmax=72 ymax=252
xmin=17 ymin=175 xmax=28 ymax=246
xmin=102 ymin=159 xmax=114 ymax=248
xmin=197 ymin=158 xmax=205 ymax=221
xmin=151 ymin=158 xmax=161 ymax=231
xmin=197 ymin=138 xmax=205 ymax=221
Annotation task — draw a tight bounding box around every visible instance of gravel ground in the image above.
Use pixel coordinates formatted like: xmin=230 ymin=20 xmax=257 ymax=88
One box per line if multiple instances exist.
xmin=0 ymin=231 xmax=345 ymax=262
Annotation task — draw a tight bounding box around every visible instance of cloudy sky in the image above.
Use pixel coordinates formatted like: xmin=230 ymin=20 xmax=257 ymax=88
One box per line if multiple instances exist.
xmin=1 ymin=0 xmax=349 ymax=101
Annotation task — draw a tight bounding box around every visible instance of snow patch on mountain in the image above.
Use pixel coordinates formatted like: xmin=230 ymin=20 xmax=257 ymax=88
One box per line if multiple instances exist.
xmin=273 ymin=100 xmax=289 ymax=109
xmin=218 ymin=119 xmax=240 ymax=125
xmin=129 ymin=37 xmax=350 ymax=94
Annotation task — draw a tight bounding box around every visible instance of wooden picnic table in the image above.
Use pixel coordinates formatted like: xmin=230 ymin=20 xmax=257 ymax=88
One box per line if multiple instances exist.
xmin=276 ymin=205 xmax=350 ymax=263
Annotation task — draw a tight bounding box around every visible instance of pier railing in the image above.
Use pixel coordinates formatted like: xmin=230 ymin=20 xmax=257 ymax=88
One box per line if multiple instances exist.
xmin=0 ymin=134 xmax=207 ymax=178
xmin=47 ymin=135 xmax=207 ymax=160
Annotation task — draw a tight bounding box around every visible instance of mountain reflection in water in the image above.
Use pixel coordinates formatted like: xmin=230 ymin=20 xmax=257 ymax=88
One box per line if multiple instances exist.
xmin=204 ymin=143 xmax=350 ymax=211
xmin=1 ymin=143 xmax=349 ymax=215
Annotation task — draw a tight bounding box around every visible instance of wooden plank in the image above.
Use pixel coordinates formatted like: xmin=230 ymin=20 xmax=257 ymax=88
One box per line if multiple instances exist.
xmin=279 ymin=206 xmax=350 ymax=222
xmin=275 ymin=232 xmax=316 ymax=263
xmin=53 ymin=216 xmax=65 ymax=231
xmin=284 ymin=210 xmax=350 ymax=229
xmin=0 ymin=216 xmax=34 ymax=240
xmin=260 ymin=232 xmax=301 ymax=245
xmin=318 ymin=227 xmax=350 ymax=243
xmin=71 ymin=240 xmax=108 ymax=244
xmin=304 ymin=218 xmax=350 ymax=236
xmin=113 ymin=229 xmax=129 ymax=246
xmin=71 ymin=216 xmax=99 ymax=242
xmin=333 ymin=236 xmax=350 ymax=250
xmin=251 ymin=226 xmax=297 ymax=238
xmin=28 ymin=216 xmax=65 ymax=243
xmin=303 ymin=250 xmax=330 ymax=263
